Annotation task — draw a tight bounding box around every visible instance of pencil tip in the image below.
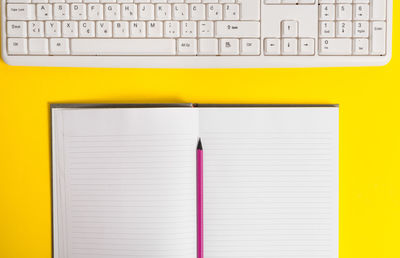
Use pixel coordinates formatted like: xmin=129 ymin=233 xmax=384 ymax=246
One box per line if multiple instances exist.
xmin=197 ymin=138 xmax=203 ymax=150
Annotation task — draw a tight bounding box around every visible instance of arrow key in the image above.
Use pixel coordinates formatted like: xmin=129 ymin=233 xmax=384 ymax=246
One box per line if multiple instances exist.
xmin=299 ymin=38 xmax=315 ymax=56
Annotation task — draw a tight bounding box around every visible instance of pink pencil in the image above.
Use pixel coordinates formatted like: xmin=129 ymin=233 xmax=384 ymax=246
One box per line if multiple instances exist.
xmin=197 ymin=138 xmax=204 ymax=258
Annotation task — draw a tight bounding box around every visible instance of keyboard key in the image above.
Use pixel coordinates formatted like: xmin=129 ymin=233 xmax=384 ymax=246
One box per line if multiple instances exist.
xmin=71 ymin=39 xmax=176 ymax=55
xmin=181 ymin=21 xmax=196 ymax=37
xmin=264 ymin=0 xmax=281 ymax=4
xmin=37 ymin=4 xmax=53 ymax=20
xmin=28 ymin=21 xmax=44 ymax=37
xmin=198 ymin=21 xmax=214 ymax=37
xmin=207 ymin=4 xmax=222 ymax=20
xmin=105 ymin=4 xmax=121 ymax=20
xmin=50 ymin=38 xmax=70 ymax=54
xmin=45 ymin=21 xmax=61 ymax=37
xmin=239 ymin=0 xmax=260 ymax=21
xmin=54 ymin=4 xmax=70 ymax=20
xmin=354 ymin=4 xmax=369 ymax=20
xmin=298 ymin=0 xmax=315 ymax=3
xmin=138 ymin=4 xmax=154 ymax=20
xmin=164 ymin=21 xmax=180 ymax=37
xmin=147 ymin=21 xmax=163 ymax=37
xmin=96 ymin=21 xmax=112 ymax=37
xmin=114 ymin=21 xmax=130 ymax=37
xmin=370 ymin=0 xmax=386 ymax=20
xmin=7 ymin=21 xmax=27 ymax=37
xmin=177 ymin=38 xmax=197 ymax=55
xmin=319 ymin=38 xmax=352 ymax=55
xmin=71 ymin=4 xmax=86 ymax=20
xmin=264 ymin=38 xmax=280 ymax=55
xmin=121 ymin=4 xmax=137 ymax=20
xmin=130 ymin=21 xmax=146 ymax=37
xmin=7 ymin=0 xmax=31 ymax=3
xmin=215 ymin=21 xmax=260 ymax=38
xmin=320 ymin=21 xmax=335 ymax=37
xmin=8 ymin=38 xmax=28 ymax=54
xmin=282 ymin=38 xmax=297 ymax=55
xmin=336 ymin=21 xmax=352 ymax=38
xmin=7 ymin=4 xmax=35 ymax=20
xmin=62 ymin=21 xmax=78 ymax=37
xmin=336 ymin=4 xmax=352 ymax=20
xmin=220 ymin=38 xmax=239 ymax=55
xmin=299 ymin=38 xmax=315 ymax=55
xmin=370 ymin=21 xmax=386 ymax=55
xmin=79 ymin=21 xmax=95 ymax=37
xmin=29 ymin=38 xmax=49 ymax=54
xmin=34 ymin=0 xmax=50 ymax=4
xmin=190 ymin=4 xmax=205 ymax=20
xmin=224 ymin=4 xmax=239 ymax=20
xmin=353 ymin=38 xmax=369 ymax=55
xmin=319 ymin=4 xmax=335 ymax=21
xmin=198 ymin=38 xmax=218 ymax=55
xmin=156 ymin=4 xmax=171 ymax=20
xmin=88 ymin=4 xmax=104 ymax=20
xmin=282 ymin=0 xmax=298 ymax=4
xmin=240 ymin=39 xmax=260 ymax=56
xmin=281 ymin=20 xmax=298 ymax=38
xmin=203 ymin=0 xmax=219 ymax=3
xmin=353 ymin=21 xmax=369 ymax=38
xmin=173 ymin=4 xmax=188 ymax=20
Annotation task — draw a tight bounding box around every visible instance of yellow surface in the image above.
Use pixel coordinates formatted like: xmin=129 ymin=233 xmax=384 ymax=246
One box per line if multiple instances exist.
xmin=1 ymin=19 xmax=400 ymax=258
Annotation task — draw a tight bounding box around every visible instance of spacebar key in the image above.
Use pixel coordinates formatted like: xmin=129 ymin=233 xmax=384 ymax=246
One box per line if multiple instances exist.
xmin=71 ymin=39 xmax=176 ymax=55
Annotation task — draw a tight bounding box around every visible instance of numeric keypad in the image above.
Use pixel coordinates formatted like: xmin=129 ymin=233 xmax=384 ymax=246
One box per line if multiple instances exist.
xmin=318 ymin=0 xmax=387 ymax=56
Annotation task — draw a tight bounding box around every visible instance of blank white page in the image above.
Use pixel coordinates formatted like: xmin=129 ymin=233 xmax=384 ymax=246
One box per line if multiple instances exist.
xmin=199 ymin=108 xmax=338 ymax=258
xmin=52 ymin=108 xmax=198 ymax=258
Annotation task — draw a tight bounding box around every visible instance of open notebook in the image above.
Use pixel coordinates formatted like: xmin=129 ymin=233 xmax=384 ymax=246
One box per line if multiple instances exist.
xmin=51 ymin=104 xmax=339 ymax=258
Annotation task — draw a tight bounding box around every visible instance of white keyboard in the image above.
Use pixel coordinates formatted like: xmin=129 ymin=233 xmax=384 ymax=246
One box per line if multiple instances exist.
xmin=2 ymin=0 xmax=392 ymax=68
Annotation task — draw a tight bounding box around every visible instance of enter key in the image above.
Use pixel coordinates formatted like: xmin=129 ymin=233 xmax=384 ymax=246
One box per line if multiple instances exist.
xmin=216 ymin=21 xmax=260 ymax=38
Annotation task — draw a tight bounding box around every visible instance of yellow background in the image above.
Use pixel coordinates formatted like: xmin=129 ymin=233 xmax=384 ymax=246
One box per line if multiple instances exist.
xmin=1 ymin=9 xmax=400 ymax=258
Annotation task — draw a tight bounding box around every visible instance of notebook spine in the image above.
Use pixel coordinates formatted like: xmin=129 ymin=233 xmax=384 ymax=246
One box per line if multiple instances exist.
xmin=50 ymin=103 xmax=194 ymax=109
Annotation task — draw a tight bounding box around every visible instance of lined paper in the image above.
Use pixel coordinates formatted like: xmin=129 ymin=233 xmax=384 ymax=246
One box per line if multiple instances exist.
xmin=52 ymin=108 xmax=199 ymax=258
xmin=199 ymin=108 xmax=338 ymax=258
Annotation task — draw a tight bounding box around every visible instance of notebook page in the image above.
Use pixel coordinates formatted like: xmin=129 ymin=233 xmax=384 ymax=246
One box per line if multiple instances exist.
xmin=199 ymin=108 xmax=338 ymax=258
xmin=52 ymin=108 xmax=198 ymax=258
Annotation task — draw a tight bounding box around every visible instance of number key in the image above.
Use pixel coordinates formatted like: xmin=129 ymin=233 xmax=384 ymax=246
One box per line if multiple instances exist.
xmin=319 ymin=4 xmax=335 ymax=21
xmin=354 ymin=4 xmax=369 ymax=20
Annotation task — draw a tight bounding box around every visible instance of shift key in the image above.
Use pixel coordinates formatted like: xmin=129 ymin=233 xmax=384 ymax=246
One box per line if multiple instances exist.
xmin=216 ymin=22 xmax=260 ymax=38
